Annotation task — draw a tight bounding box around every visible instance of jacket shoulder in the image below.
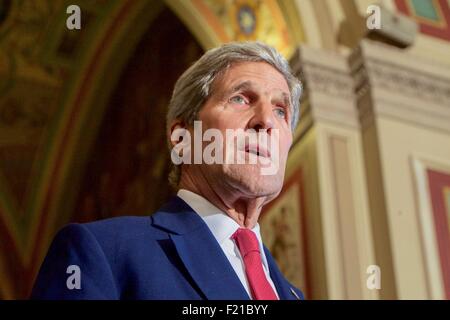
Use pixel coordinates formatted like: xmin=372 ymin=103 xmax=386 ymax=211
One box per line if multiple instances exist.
xmin=83 ymin=216 xmax=152 ymax=236
xmin=79 ymin=215 xmax=170 ymax=249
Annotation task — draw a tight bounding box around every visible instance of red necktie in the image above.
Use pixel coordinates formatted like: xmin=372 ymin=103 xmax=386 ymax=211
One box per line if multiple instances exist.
xmin=232 ymin=228 xmax=278 ymax=300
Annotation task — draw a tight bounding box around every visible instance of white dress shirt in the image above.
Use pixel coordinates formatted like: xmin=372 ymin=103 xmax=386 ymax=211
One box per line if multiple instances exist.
xmin=177 ymin=189 xmax=279 ymax=299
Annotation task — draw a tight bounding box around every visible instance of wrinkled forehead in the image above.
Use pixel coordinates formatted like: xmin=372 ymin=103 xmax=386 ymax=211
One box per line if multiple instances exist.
xmin=210 ymin=61 xmax=290 ymax=97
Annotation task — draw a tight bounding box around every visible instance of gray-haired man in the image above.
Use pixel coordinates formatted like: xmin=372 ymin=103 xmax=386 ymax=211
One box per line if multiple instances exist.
xmin=32 ymin=41 xmax=304 ymax=300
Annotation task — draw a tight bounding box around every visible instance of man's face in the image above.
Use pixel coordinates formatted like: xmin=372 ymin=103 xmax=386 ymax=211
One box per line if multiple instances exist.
xmin=193 ymin=61 xmax=293 ymax=201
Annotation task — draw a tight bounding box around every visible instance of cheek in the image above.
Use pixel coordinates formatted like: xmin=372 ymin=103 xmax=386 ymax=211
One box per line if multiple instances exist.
xmin=279 ymin=134 xmax=292 ymax=160
xmin=217 ymin=112 xmax=245 ymax=130
xmin=200 ymin=109 xmax=236 ymax=131
xmin=197 ymin=112 xmax=214 ymax=130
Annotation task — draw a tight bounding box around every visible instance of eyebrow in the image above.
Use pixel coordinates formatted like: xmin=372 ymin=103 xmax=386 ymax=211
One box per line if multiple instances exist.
xmin=278 ymin=92 xmax=291 ymax=109
xmin=225 ymin=80 xmax=292 ymax=107
xmin=226 ymin=81 xmax=254 ymax=97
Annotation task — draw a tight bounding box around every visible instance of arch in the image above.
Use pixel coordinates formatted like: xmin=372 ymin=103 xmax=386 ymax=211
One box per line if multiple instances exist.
xmin=3 ymin=0 xmax=305 ymax=297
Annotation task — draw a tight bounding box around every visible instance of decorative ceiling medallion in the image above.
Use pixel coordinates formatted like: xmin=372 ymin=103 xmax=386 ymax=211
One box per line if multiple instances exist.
xmin=201 ymin=0 xmax=294 ymax=57
xmin=236 ymin=4 xmax=257 ymax=35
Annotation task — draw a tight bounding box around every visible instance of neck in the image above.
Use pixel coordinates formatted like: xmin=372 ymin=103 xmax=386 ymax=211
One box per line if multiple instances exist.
xmin=178 ymin=167 xmax=266 ymax=228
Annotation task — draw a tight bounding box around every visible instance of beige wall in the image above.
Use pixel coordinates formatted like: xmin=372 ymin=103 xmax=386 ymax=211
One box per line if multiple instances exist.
xmin=287 ymin=0 xmax=450 ymax=298
xmin=376 ymin=117 xmax=450 ymax=299
xmin=290 ymin=28 xmax=450 ymax=298
xmin=290 ymin=44 xmax=379 ymax=299
xmin=356 ymin=39 xmax=450 ymax=299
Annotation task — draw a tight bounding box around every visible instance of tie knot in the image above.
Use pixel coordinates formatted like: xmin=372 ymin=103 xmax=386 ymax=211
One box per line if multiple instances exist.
xmin=231 ymin=228 xmax=260 ymax=258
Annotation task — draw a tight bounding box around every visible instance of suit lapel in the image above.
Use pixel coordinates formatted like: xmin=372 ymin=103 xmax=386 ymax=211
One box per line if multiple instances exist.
xmin=152 ymin=196 xmax=250 ymax=300
xmin=170 ymin=230 xmax=250 ymax=300
xmin=264 ymin=246 xmax=301 ymax=300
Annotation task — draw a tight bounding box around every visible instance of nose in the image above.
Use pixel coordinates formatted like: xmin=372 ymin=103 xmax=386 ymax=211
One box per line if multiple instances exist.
xmin=247 ymin=100 xmax=274 ymax=133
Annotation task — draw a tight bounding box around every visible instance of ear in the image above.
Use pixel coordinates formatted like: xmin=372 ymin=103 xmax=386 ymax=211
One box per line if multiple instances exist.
xmin=168 ymin=119 xmax=187 ymax=148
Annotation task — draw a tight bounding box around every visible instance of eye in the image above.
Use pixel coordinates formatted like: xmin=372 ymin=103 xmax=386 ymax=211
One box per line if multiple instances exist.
xmin=274 ymin=107 xmax=286 ymax=119
xmin=229 ymin=95 xmax=248 ymax=105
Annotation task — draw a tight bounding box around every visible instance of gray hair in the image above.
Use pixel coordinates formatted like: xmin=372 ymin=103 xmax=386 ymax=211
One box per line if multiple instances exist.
xmin=166 ymin=41 xmax=303 ymax=188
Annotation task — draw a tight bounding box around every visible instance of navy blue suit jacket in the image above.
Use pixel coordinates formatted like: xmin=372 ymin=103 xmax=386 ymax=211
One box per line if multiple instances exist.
xmin=31 ymin=196 xmax=304 ymax=300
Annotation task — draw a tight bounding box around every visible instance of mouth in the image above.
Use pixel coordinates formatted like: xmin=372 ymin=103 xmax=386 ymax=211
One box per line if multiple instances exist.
xmin=244 ymin=144 xmax=271 ymax=158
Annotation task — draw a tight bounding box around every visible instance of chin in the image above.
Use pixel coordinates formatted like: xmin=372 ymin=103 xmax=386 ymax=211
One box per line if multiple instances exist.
xmin=223 ymin=164 xmax=284 ymax=197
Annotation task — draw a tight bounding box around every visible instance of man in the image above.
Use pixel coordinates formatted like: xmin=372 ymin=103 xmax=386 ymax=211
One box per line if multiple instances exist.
xmin=31 ymin=41 xmax=304 ymax=300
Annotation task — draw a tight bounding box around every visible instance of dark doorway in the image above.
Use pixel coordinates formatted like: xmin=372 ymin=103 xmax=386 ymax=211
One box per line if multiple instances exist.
xmin=73 ymin=6 xmax=204 ymax=222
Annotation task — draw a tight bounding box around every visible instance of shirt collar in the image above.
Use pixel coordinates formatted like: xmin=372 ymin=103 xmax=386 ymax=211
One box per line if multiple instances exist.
xmin=176 ymin=189 xmax=269 ymax=268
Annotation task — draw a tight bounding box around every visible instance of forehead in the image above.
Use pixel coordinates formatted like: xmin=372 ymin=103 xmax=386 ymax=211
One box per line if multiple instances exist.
xmin=213 ymin=61 xmax=290 ymax=94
